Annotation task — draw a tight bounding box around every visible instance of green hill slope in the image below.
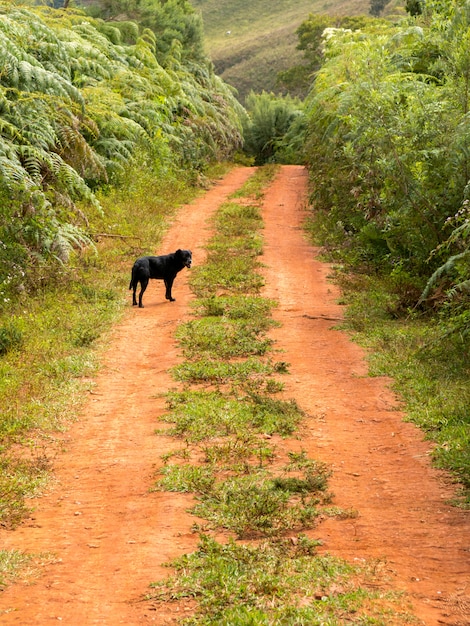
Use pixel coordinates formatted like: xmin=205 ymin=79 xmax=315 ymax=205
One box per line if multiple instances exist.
xmin=191 ymin=0 xmax=372 ymax=101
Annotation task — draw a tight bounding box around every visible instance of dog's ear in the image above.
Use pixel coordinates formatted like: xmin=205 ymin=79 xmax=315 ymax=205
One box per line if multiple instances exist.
xmin=175 ymin=248 xmax=182 ymax=255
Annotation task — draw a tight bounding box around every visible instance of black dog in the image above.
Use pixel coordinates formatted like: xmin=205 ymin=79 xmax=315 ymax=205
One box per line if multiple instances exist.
xmin=129 ymin=249 xmax=192 ymax=308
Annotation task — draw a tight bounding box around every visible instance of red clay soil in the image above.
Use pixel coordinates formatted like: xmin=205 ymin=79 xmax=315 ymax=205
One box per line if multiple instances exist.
xmin=0 ymin=165 xmax=469 ymax=625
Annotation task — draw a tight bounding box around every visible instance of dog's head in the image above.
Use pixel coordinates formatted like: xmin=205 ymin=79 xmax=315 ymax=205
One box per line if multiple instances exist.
xmin=176 ymin=249 xmax=192 ymax=268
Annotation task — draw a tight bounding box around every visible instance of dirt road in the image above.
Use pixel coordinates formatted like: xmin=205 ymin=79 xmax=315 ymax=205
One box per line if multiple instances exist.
xmin=0 ymin=165 xmax=469 ymax=625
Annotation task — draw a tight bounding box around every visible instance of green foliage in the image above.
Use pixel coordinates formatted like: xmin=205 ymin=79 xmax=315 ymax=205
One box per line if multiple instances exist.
xmin=150 ymin=534 xmax=410 ymax=624
xmin=176 ymin=317 xmax=273 ymax=358
xmin=189 ymin=199 xmax=267 ymax=298
xmin=0 ymin=550 xmax=33 ymax=589
xmin=242 ymin=91 xmax=304 ymax=164
xmin=279 ymin=13 xmax=387 ymax=97
xmin=0 ymin=319 xmax=24 ymax=356
xmin=84 ymin=0 xmax=205 ymax=63
xmin=192 ymin=471 xmax=321 ymax=538
xmin=0 ymin=2 xmax=243 ymax=300
xmin=405 ymin=0 xmax=424 ymax=15
xmin=161 ymin=390 xmax=302 ymax=440
xmin=302 ymin=1 xmax=470 ymax=345
xmin=304 ymin=12 xmax=470 ymax=291
xmin=154 ymin=463 xmax=215 ymax=493
xmin=370 ymin=0 xmax=390 ymax=16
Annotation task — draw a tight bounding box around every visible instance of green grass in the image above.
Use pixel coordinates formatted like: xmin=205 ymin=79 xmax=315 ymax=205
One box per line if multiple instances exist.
xmin=229 ymin=164 xmax=279 ymax=198
xmin=175 ymin=317 xmax=274 ymax=358
xmin=191 ymin=470 xmax=324 ymax=538
xmin=171 ymin=355 xmax=287 ymax=387
xmin=192 ymin=0 xmax=373 ymax=101
xmin=0 ymin=550 xmax=55 ymax=590
xmin=160 ymin=390 xmax=303 ymax=440
xmin=332 ymin=270 xmax=470 ymax=507
xmin=150 ymin=164 xmax=414 ymax=623
xmin=201 ymin=433 xmax=276 ymax=469
xmin=149 ymin=534 xmax=414 ymax=625
xmin=154 ymin=463 xmax=216 ymax=494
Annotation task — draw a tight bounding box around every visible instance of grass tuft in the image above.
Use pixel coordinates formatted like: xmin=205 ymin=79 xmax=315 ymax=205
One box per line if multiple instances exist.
xmin=149 ymin=534 xmax=414 ymax=624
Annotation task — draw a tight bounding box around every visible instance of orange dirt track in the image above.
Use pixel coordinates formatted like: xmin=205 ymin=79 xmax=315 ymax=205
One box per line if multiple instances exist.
xmin=0 ymin=165 xmax=469 ymax=625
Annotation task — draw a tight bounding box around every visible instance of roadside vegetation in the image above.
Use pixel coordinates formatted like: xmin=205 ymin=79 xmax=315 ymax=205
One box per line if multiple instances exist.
xmin=148 ymin=166 xmax=415 ymax=624
xmin=303 ymin=0 xmax=470 ymax=505
xmin=1 ymin=0 xmax=470 ymax=611
xmin=0 ymin=2 xmax=243 ymax=309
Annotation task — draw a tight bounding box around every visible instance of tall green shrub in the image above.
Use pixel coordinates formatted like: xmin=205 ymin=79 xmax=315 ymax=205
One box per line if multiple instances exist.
xmin=304 ymin=14 xmax=470 ymax=285
xmin=242 ymin=91 xmax=304 ymax=165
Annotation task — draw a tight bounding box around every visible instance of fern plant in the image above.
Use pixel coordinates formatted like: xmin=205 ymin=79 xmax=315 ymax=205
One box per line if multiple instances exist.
xmin=0 ymin=1 xmax=244 ymax=300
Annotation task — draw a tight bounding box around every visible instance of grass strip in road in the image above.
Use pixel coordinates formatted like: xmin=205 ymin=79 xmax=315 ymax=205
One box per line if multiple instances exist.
xmin=150 ymin=166 xmax=417 ymax=624
xmin=151 ymin=535 xmax=410 ymax=626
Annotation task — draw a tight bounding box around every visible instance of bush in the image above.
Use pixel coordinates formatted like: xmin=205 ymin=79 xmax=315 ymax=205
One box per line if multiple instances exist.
xmin=242 ymin=92 xmax=304 ymax=164
xmin=0 ymin=321 xmax=24 ymax=356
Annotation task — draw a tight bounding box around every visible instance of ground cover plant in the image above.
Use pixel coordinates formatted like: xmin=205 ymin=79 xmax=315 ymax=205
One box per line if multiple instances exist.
xmin=151 ymin=534 xmax=410 ymax=625
xmin=0 ymin=549 xmax=55 ymax=591
xmin=149 ymin=166 xmax=415 ymax=623
xmin=329 ymin=269 xmax=470 ymax=508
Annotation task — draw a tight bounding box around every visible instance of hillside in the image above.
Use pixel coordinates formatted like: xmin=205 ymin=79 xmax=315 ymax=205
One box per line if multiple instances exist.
xmin=191 ymin=0 xmax=374 ymax=101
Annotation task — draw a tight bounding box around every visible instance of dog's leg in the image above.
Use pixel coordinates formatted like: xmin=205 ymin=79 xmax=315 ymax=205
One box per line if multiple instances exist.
xmin=138 ymin=277 xmax=149 ymax=308
xmin=164 ymin=277 xmax=175 ymax=301
xmin=131 ymin=280 xmax=138 ymax=306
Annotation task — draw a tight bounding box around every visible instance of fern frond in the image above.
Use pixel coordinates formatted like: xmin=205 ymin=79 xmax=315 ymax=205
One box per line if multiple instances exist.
xmin=50 ymin=221 xmax=95 ymax=264
xmin=0 ymin=155 xmax=36 ymax=191
xmin=419 ymin=250 xmax=470 ymax=303
xmin=0 ymin=116 xmax=22 ymax=142
xmin=446 ymin=279 xmax=470 ymax=298
xmin=16 ymin=144 xmax=55 ymax=182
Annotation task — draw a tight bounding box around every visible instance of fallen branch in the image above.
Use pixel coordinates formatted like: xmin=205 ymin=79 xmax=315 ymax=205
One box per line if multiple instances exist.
xmin=92 ymin=233 xmax=140 ymax=240
xmin=302 ymin=314 xmax=343 ymax=322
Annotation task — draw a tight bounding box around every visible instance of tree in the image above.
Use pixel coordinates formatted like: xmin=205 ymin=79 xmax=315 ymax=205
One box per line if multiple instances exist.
xmin=405 ymin=0 xmax=424 ymax=15
xmin=370 ymin=0 xmax=390 ymax=17
xmin=82 ymin=0 xmax=205 ymax=64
